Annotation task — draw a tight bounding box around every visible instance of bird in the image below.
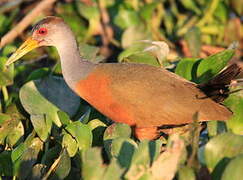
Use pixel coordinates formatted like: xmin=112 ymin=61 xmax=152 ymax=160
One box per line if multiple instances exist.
xmin=6 ymin=16 xmax=241 ymax=140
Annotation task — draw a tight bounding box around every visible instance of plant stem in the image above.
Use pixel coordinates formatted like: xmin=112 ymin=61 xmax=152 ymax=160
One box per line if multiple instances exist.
xmin=2 ymin=86 xmax=8 ymax=103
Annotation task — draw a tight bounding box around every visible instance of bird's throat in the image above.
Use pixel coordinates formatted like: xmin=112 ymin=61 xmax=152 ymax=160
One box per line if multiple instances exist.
xmin=55 ymin=38 xmax=94 ymax=91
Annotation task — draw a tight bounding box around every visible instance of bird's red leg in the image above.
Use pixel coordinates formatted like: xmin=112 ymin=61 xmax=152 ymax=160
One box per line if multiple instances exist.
xmin=134 ymin=127 xmax=160 ymax=140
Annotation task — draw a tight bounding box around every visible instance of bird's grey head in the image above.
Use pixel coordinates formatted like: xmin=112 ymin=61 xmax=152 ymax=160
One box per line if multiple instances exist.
xmin=31 ymin=16 xmax=74 ymax=47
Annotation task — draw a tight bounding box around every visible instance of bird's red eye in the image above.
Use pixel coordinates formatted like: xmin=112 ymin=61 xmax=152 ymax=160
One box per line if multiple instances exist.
xmin=38 ymin=28 xmax=47 ymax=35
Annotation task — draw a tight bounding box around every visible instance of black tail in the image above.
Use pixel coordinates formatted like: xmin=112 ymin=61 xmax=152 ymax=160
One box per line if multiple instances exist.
xmin=198 ymin=63 xmax=242 ymax=103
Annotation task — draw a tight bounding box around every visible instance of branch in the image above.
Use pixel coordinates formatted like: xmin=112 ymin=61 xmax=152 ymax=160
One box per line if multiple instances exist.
xmin=0 ymin=0 xmax=57 ymax=48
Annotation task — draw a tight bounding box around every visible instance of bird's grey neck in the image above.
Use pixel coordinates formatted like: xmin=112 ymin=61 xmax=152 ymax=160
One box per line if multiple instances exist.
xmin=55 ymin=39 xmax=93 ymax=90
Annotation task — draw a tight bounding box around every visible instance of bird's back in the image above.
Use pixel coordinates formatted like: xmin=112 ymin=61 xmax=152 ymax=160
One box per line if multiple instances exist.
xmin=74 ymin=63 xmax=232 ymax=128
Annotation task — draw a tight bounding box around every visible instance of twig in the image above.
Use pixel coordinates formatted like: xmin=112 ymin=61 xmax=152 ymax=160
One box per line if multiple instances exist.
xmin=97 ymin=0 xmax=113 ymax=55
xmin=0 ymin=0 xmax=57 ymax=48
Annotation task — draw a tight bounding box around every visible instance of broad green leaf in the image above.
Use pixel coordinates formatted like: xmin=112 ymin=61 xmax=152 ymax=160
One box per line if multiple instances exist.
xmin=0 ymin=57 xmax=14 ymax=86
xmin=204 ymin=132 xmax=243 ymax=171
xmin=125 ymin=140 xmax=162 ymax=179
xmin=103 ymin=123 xmax=132 ymax=141
xmin=88 ymin=119 xmax=107 ymax=146
xmin=139 ymin=2 xmax=158 ymax=22
xmin=108 ymin=137 xmax=137 ymax=168
xmin=11 ymin=143 xmax=27 ymax=162
xmin=207 ymin=121 xmax=227 ymax=137
xmin=222 ymin=154 xmax=243 ymax=180
xmin=114 ymin=6 xmax=140 ymax=29
xmin=19 ymin=76 xmax=80 ymax=127
xmin=214 ymin=2 xmax=228 ymax=23
xmin=81 ymin=148 xmax=106 ymax=180
xmin=0 ymin=113 xmax=10 ymax=125
xmin=6 ymin=121 xmax=24 ymax=147
xmin=175 ymin=58 xmax=199 ymax=81
xmin=30 ymin=114 xmax=51 ymax=141
xmin=224 ymin=93 xmax=243 ymax=134
xmin=88 ymin=119 xmax=107 ymax=130
xmin=26 ymin=68 xmax=50 ymax=81
xmin=0 ymin=45 xmax=15 ymax=86
xmin=196 ymin=49 xmax=235 ymax=83
xmin=62 ymin=132 xmax=78 ymax=157
xmin=13 ymin=138 xmax=43 ymax=179
xmin=76 ymin=2 xmax=99 ymax=20
xmin=57 ymin=111 xmax=71 ymax=126
xmin=79 ymin=43 xmax=105 ymax=63
xmin=0 ymin=113 xmax=19 ymax=144
xmin=0 ymin=151 xmax=13 ymax=176
xmin=178 ymin=166 xmax=196 ymax=180
xmin=49 ymin=149 xmax=71 ymax=180
xmin=103 ymin=159 xmax=124 ymax=180
xmin=65 ymin=121 xmax=93 ymax=150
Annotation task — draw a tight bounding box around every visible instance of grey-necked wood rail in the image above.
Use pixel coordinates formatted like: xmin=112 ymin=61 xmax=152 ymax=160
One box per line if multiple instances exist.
xmin=6 ymin=16 xmax=241 ymax=140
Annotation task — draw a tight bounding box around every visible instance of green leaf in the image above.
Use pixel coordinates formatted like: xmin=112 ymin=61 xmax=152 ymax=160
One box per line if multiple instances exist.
xmin=204 ymin=132 xmax=243 ymax=171
xmin=108 ymin=137 xmax=137 ymax=168
xmin=81 ymin=148 xmax=106 ymax=180
xmin=175 ymin=58 xmax=198 ymax=81
xmin=88 ymin=119 xmax=107 ymax=146
xmin=139 ymin=2 xmax=158 ymax=22
xmin=103 ymin=159 xmax=124 ymax=180
xmin=103 ymin=123 xmax=132 ymax=141
xmin=114 ymin=6 xmax=140 ymax=29
xmin=125 ymin=140 xmax=163 ymax=178
xmin=224 ymin=94 xmax=243 ymax=135
xmin=11 ymin=143 xmax=27 ymax=162
xmin=6 ymin=121 xmax=24 ymax=147
xmin=0 ymin=45 xmax=15 ymax=86
xmin=57 ymin=111 xmax=71 ymax=126
xmin=26 ymin=68 xmax=50 ymax=81
xmin=207 ymin=121 xmax=227 ymax=137
xmin=196 ymin=49 xmax=235 ymax=83
xmin=0 ymin=151 xmax=13 ymax=176
xmin=214 ymin=2 xmax=228 ymax=23
xmin=178 ymin=166 xmax=196 ymax=180
xmin=222 ymin=154 xmax=243 ymax=180
xmin=0 ymin=113 xmax=10 ymax=125
xmin=62 ymin=132 xmax=78 ymax=157
xmin=0 ymin=113 xmax=19 ymax=144
xmin=30 ymin=114 xmax=51 ymax=141
xmin=65 ymin=121 xmax=93 ymax=150
xmin=76 ymin=2 xmax=100 ymax=20
xmin=0 ymin=57 xmax=14 ymax=86
xmin=19 ymin=76 xmax=80 ymax=127
xmin=49 ymin=149 xmax=71 ymax=180
xmin=13 ymin=138 xmax=43 ymax=179
xmin=79 ymin=43 xmax=105 ymax=63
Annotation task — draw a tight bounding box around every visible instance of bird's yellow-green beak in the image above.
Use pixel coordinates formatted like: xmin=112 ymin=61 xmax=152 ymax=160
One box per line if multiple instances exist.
xmin=5 ymin=38 xmax=40 ymax=66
